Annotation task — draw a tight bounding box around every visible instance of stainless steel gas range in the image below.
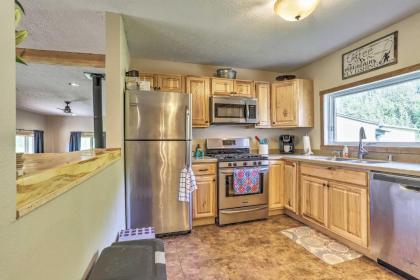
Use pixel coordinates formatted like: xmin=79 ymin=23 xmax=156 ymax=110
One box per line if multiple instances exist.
xmin=206 ymin=138 xmax=269 ymax=226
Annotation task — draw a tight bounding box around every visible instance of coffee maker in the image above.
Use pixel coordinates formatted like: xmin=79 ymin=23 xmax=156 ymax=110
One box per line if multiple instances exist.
xmin=279 ymin=135 xmax=295 ymax=154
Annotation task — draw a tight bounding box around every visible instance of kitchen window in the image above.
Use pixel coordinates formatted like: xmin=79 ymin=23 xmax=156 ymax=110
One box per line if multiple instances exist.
xmin=324 ymin=70 xmax=420 ymax=146
xmin=81 ymin=132 xmax=95 ymax=151
xmin=80 ymin=132 xmax=106 ymax=151
xmin=16 ymin=131 xmax=34 ymax=154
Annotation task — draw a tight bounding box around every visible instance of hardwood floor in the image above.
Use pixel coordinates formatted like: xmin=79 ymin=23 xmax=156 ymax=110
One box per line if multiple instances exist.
xmin=163 ymin=215 xmax=402 ymax=280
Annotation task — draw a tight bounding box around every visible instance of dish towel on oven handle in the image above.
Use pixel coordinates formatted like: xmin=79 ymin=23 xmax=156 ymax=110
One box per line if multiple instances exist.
xmin=233 ymin=167 xmax=260 ymax=195
xmin=178 ymin=166 xmax=197 ymax=202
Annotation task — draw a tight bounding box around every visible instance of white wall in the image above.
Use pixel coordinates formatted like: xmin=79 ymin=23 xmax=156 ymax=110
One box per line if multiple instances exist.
xmin=45 ymin=116 xmax=94 ymax=153
xmin=0 ymin=160 xmax=125 ymax=280
xmin=0 ymin=3 xmax=126 ymax=279
xmin=0 ymin=0 xmax=16 ymax=226
xmin=16 ymin=109 xmax=47 ymax=131
xmin=105 ymin=13 xmax=130 ymax=148
xmin=294 ymin=12 xmax=420 ymax=150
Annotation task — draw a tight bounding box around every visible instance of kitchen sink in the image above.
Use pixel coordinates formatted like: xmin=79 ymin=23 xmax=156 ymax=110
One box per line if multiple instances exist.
xmin=326 ymin=157 xmax=389 ymax=164
xmin=326 ymin=157 xmax=355 ymax=162
xmin=349 ymin=160 xmax=389 ymax=164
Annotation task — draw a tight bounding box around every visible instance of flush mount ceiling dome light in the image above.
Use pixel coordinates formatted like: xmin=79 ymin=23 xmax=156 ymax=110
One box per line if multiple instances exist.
xmin=274 ymin=0 xmax=320 ymax=21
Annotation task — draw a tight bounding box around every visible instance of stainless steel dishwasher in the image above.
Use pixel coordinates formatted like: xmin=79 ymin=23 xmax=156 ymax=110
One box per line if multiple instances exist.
xmin=370 ymin=172 xmax=420 ymax=280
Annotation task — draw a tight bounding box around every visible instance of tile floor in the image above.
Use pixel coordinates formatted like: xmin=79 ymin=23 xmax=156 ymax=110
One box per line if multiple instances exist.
xmin=163 ymin=215 xmax=402 ymax=280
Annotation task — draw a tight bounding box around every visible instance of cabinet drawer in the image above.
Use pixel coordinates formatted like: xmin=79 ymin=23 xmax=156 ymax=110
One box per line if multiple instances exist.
xmin=192 ymin=163 xmax=216 ymax=176
xmin=301 ymin=164 xmax=367 ymax=187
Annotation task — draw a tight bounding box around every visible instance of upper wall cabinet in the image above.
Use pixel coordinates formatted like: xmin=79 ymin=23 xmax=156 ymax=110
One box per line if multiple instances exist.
xmin=255 ymin=82 xmax=271 ymax=127
xmin=155 ymin=74 xmax=184 ymax=93
xmin=186 ymin=76 xmax=210 ymax=128
xmin=271 ymin=79 xmax=314 ymax=128
xmin=211 ymin=78 xmax=234 ymax=96
xmin=139 ymin=73 xmax=155 ymax=89
xmin=211 ymin=78 xmax=254 ymax=97
xmin=139 ymin=74 xmax=184 ymax=92
xmin=234 ymin=80 xmax=254 ymax=97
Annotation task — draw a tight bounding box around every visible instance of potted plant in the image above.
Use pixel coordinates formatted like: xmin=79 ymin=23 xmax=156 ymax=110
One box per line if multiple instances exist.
xmin=15 ymin=0 xmax=28 ymax=64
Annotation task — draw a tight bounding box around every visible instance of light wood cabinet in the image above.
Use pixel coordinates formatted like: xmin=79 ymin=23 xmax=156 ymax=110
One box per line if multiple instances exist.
xmin=234 ymin=80 xmax=254 ymax=97
xmin=139 ymin=73 xmax=155 ymax=89
xmin=211 ymin=78 xmax=234 ymax=96
xmin=155 ymin=74 xmax=184 ymax=92
xmin=192 ymin=163 xmax=217 ymax=226
xmin=193 ymin=175 xmax=217 ymax=219
xmin=255 ymin=82 xmax=271 ymax=127
xmin=284 ymin=161 xmax=298 ymax=213
xmin=271 ymin=79 xmax=313 ymax=127
xmin=301 ymin=175 xmax=329 ymax=227
xmin=268 ymin=160 xmax=285 ymax=215
xmin=329 ymin=182 xmax=368 ymax=247
xmin=186 ymin=77 xmax=210 ymax=128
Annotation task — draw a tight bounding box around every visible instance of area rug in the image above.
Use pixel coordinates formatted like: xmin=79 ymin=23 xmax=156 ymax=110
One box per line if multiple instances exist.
xmin=281 ymin=226 xmax=362 ymax=265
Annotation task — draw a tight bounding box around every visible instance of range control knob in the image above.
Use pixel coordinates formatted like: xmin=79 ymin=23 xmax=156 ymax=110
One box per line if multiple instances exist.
xmin=253 ymin=162 xmax=257 ymax=166
xmin=228 ymin=163 xmax=232 ymax=167
xmin=258 ymin=161 xmax=262 ymax=165
xmin=233 ymin=163 xmax=237 ymax=167
xmin=243 ymin=162 xmax=247 ymax=166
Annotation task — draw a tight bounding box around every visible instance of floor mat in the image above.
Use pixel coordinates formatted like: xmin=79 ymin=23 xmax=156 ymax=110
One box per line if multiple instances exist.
xmin=281 ymin=226 xmax=362 ymax=265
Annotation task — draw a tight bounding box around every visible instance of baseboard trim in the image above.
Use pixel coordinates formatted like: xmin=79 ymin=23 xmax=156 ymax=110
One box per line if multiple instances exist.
xmin=193 ymin=217 xmax=215 ymax=227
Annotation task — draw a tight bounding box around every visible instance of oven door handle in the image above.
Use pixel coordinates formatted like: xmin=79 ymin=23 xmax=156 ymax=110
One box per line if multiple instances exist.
xmin=220 ymin=167 xmax=269 ymax=175
xmin=220 ymin=205 xmax=267 ymax=214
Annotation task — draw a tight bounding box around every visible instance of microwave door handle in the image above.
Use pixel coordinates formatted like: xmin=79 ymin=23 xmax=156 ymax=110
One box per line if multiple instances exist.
xmin=245 ymin=103 xmax=250 ymax=121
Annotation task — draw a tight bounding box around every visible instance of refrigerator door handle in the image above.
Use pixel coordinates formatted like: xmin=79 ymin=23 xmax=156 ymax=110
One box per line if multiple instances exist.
xmin=185 ymin=106 xmax=191 ymax=140
xmin=185 ymin=106 xmax=192 ymax=168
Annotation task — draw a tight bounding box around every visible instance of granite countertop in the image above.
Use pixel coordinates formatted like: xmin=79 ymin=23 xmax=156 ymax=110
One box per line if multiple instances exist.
xmin=16 ymin=149 xmax=121 ymax=218
xmin=192 ymin=156 xmax=218 ymax=164
xmin=268 ymin=154 xmax=420 ymax=177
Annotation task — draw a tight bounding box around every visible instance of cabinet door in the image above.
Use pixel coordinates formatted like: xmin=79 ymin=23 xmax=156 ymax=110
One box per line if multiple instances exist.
xmin=139 ymin=74 xmax=155 ymax=89
xmin=329 ymin=182 xmax=368 ymax=247
xmin=268 ymin=161 xmax=285 ymax=213
xmin=211 ymin=78 xmax=234 ymax=96
xmin=255 ymin=82 xmax=271 ymax=127
xmin=234 ymin=80 xmax=254 ymax=97
xmin=271 ymin=81 xmax=297 ymax=126
xmin=301 ymin=175 xmax=328 ymax=227
xmin=156 ymin=74 xmax=184 ymax=92
xmin=284 ymin=161 xmax=297 ymax=213
xmin=193 ymin=175 xmax=217 ymax=219
xmin=186 ymin=77 xmax=210 ymax=127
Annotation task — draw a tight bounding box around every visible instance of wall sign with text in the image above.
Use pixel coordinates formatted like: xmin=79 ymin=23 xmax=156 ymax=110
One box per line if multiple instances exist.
xmin=342 ymin=31 xmax=398 ymax=79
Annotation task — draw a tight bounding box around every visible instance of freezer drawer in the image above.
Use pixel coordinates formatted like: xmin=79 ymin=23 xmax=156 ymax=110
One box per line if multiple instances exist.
xmin=370 ymin=172 xmax=420 ymax=279
xmin=125 ymin=141 xmax=191 ymax=235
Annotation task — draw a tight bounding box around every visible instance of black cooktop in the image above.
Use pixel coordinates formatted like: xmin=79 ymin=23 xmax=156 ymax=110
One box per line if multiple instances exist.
xmin=209 ymin=153 xmax=268 ymax=162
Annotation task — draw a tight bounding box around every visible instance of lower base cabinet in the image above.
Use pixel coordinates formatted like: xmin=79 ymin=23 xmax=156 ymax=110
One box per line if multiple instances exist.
xmin=299 ymin=164 xmax=369 ymax=248
xmin=301 ymin=175 xmax=329 ymax=227
xmin=192 ymin=163 xmax=217 ymax=226
xmin=268 ymin=160 xmax=285 ymax=215
xmin=328 ymin=182 xmax=368 ymax=247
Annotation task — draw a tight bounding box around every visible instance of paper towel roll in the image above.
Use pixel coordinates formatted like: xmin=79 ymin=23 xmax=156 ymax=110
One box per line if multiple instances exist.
xmin=303 ymin=135 xmax=313 ymax=155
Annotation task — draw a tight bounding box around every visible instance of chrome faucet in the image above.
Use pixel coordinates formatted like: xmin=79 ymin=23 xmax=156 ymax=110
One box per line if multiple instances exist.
xmin=358 ymin=127 xmax=368 ymax=160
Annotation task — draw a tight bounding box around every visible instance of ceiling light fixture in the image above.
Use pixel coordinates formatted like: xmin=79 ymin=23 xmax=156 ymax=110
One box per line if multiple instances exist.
xmin=274 ymin=0 xmax=320 ymax=21
xmin=68 ymin=82 xmax=80 ymax=87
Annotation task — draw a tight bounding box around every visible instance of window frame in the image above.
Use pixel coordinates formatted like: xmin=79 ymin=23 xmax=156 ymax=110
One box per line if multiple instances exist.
xmin=320 ymin=64 xmax=420 ymax=153
xmin=16 ymin=130 xmax=34 ymax=154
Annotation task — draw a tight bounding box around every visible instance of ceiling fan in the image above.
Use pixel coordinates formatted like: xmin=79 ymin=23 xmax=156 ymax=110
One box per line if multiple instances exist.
xmin=57 ymin=101 xmax=76 ymax=116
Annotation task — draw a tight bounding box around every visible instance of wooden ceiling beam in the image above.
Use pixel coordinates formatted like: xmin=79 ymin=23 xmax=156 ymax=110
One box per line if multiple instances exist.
xmin=16 ymin=48 xmax=105 ymax=68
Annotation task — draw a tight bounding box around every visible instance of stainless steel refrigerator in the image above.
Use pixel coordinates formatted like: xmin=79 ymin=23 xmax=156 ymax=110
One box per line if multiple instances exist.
xmin=124 ymin=90 xmax=192 ymax=235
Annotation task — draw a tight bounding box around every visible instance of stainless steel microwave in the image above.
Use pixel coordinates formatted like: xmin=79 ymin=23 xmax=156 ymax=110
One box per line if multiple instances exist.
xmin=211 ymin=96 xmax=258 ymax=124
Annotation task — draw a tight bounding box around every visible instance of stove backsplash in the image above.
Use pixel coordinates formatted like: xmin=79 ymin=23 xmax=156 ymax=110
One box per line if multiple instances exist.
xmin=192 ymin=126 xmax=310 ymax=152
